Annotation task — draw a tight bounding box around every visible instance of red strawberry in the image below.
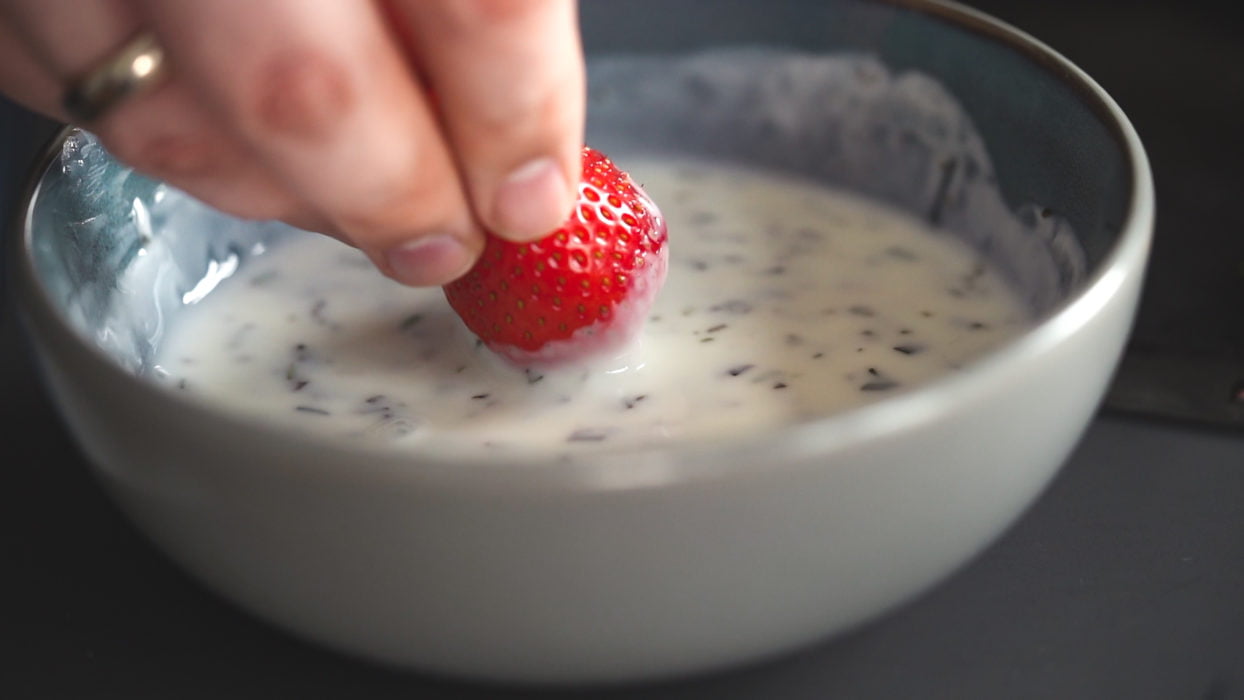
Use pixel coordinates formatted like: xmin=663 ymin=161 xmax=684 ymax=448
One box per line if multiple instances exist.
xmin=444 ymin=147 xmax=668 ymax=367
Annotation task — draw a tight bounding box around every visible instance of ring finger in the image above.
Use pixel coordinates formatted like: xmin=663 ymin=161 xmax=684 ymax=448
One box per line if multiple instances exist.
xmin=0 ymin=0 xmax=310 ymax=223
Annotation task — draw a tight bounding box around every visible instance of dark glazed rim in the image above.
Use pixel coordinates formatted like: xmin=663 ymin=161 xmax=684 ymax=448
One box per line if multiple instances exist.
xmin=890 ymin=0 xmax=1125 ymax=130
xmin=8 ymin=0 xmax=1154 ymax=493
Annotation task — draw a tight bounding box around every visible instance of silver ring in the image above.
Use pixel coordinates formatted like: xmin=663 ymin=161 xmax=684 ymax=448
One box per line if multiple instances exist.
xmin=62 ymin=32 xmax=168 ymax=123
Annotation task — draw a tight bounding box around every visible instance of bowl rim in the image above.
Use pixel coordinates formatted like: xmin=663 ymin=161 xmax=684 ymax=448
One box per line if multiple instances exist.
xmin=8 ymin=0 xmax=1154 ymax=493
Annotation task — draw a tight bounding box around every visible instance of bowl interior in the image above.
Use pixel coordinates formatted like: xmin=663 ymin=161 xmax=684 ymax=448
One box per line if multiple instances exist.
xmin=19 ymin=0 xmax=1136 ymax=396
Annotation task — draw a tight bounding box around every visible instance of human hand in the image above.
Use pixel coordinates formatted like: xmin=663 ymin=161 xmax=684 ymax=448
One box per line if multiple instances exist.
xmin=0 ymin=0 xmax=585 ymax=286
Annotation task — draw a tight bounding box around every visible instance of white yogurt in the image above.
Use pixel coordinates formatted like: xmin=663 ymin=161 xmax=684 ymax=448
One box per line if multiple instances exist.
xmin=154 ymin=158 xmax=1031 ymax=452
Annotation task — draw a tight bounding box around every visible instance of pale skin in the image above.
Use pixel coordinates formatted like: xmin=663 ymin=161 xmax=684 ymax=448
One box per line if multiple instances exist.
xmin=0 ymin=0 xmax=586 ymax=286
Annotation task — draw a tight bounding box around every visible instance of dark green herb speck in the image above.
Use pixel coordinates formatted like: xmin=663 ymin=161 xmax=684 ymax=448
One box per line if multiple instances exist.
xmin=710 ymin=299 xmax=753 ymax=315
xmin=623 ymin=395 xmax=648 ymax=409
xmin=310 ymin=299 xmax=330 ymax=325
xmin=568 ymin=428 xmax=611 ymax=443
xmin=860 ymin=368 xmax=898 ymax=392
xmin=860 ymin=380 xmax=899 ymax=392
xmin=250 ymin=270 xmax=279 ymax=286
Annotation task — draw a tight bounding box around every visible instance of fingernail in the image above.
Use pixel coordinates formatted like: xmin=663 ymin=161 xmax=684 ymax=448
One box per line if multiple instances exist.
xmin=492 ymin=157 xmax=572 ymax=240
xmin=384 ymin=234 xmax=474 ymax=287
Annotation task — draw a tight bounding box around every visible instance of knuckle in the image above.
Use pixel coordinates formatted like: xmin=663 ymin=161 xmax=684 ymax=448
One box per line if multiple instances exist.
xmin=333 ymin=178 xmax=457 ymax=241
xmin=102 ymin=128 xmax=219 ymax=180
xmin=243 ymin=49 xmax=355 ymax=142
xmin=172 ymin=177 xmax=295 ymax=222
xmin=210 ymin=193 xmax=293 ymax=222
xmin=332 ymin=197 xmax=422 ymax=239
xmin=471 ymin=82 xmax=573 ymax=143
xmin=440 ymin=0 xmax=545 ymax=30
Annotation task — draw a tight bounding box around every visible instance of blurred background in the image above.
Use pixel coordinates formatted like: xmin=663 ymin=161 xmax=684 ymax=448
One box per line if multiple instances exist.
xmin=2 ymin=1 xmax=1243 ymax=698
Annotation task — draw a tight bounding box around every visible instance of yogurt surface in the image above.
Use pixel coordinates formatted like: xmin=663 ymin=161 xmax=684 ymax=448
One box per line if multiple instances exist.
xmin=154 ymin=157 xmax=1031 ymax=452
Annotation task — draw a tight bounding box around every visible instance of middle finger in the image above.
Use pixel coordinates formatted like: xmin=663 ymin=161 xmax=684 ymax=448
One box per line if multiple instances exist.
xmin=134 ymin=0 xmax=483 ymax=286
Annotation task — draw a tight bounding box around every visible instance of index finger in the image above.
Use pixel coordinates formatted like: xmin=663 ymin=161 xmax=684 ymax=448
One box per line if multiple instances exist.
xmin=134 ymin=0 xmax=484 ymax=286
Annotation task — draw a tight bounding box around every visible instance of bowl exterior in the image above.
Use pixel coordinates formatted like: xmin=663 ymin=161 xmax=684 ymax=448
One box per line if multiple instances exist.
xmin=17 ymin=235 xmax=1144 ymax=682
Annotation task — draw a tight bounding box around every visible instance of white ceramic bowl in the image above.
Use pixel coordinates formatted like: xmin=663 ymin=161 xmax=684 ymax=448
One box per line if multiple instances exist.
xmin=9 ymin=0 xmax=1152 ymax=685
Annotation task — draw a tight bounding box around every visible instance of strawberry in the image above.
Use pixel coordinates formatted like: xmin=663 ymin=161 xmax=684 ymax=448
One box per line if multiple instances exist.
xmin=444 ymin=147 xmax=668 ymax=367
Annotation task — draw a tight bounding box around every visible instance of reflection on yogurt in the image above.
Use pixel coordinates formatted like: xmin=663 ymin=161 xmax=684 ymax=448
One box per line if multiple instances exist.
xmin=154 ymin=157 xmax=1031 ymax=452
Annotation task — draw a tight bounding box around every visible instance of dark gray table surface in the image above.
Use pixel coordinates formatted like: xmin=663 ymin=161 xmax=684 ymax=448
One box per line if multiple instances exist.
xmin=5 ymin=2 xmax=1244 ymax=697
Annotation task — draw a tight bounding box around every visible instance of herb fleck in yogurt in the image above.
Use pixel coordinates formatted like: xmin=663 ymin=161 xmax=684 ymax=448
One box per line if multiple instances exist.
xmin=155 ymin=158 xmax=1031 ymax=451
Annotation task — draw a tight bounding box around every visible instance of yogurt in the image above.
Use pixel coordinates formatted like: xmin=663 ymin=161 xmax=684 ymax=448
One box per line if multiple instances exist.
xmin=154 ymin=157 xmax=1031 ymax=452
